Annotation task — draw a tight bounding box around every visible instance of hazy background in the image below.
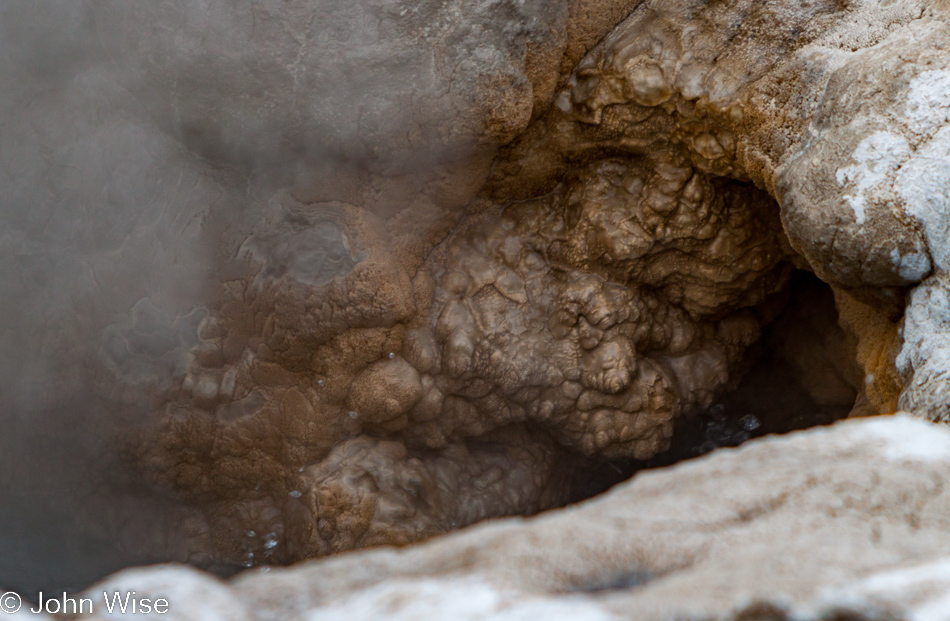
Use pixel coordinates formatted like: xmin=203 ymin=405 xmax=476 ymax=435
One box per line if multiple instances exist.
xmin=0 ymin=0 xmax=555 ymax=596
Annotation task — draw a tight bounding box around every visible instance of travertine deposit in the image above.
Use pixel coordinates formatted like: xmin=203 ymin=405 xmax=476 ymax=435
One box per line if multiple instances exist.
xmin=135 ymin=0 xmax=950 ymax=568
xmin=6 ymin=0 xmax=950 ymax=601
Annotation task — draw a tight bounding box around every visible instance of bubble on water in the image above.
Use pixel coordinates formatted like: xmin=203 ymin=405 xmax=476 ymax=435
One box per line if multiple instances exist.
xmin=263 ymin=532 xmax=279 ymax=552
xmin=246 ymin=530 xmax=256 ymax=538
xmin=288 ymin=490 xmax=302 ymax=498
xmin=740 ymin=414 xmax=761 ymax=432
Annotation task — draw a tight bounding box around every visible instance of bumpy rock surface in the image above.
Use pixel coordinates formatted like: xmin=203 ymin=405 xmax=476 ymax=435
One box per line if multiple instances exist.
xmin=57 ymin=416 xmax=950 ymax=620
xmin=138 ymin=0 xmax=950 ymax=567
xmin=0 ymin=0 xmax=639 ymax=579
xmin=492 ymin=0 xmax=950 ymax=413
xmin=7 ymin=0 xmax=950 ymax=593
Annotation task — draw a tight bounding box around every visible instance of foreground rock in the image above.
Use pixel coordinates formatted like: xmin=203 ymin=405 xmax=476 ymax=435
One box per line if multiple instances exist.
xmin=56 ymin=416 xmax=950 ymax=620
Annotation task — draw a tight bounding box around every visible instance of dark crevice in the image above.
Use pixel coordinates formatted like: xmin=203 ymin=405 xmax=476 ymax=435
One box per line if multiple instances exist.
xmin=566 ymin=271 xmax=857 ymax=503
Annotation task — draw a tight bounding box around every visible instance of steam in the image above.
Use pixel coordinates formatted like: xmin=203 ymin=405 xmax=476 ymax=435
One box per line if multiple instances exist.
xmin=0 ymin=0 xmax=562 ymax=596
xmin=0 ymin=0 xmax=456 ymax=596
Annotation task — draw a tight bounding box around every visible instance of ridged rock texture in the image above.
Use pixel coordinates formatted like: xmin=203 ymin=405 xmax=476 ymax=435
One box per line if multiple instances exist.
xmin=4 ymin=0 xmax=950 ymax=600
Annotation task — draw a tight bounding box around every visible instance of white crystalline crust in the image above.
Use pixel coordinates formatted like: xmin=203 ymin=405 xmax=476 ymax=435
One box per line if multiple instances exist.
xmin=301 ymin=578 xmax=617 ymax=621
xmin=817 ymin=559 xmax=950 ymax=621
xmin=835 ymin=132 xmax=911 ymax=226
xmin=847 ymin=413 xmax=950 ymax=462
